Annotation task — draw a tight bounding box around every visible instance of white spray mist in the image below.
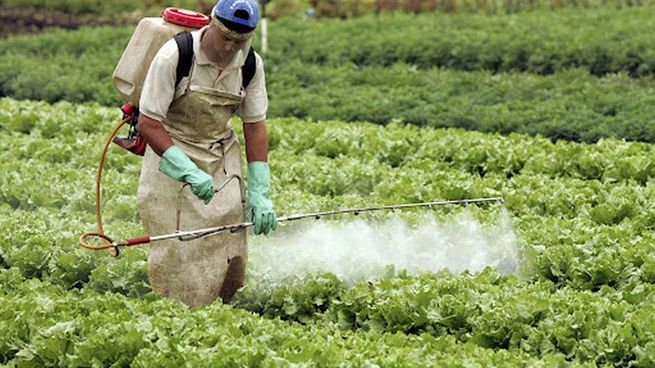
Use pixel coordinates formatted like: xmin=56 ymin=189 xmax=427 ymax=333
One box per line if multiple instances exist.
xmin=246 ymin=208 xmax=522 ymax=287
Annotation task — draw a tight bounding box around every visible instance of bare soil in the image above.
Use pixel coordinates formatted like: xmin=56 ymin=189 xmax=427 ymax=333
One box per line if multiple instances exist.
xmin=1 ymin=6 xmax=122 ymax=38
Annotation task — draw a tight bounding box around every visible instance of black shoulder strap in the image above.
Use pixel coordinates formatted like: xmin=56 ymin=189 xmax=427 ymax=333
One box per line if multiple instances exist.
xmin=242 ymin=47 xmax=256 ymax=89
xmin=173 ymin=31 xmax=194 ymax=88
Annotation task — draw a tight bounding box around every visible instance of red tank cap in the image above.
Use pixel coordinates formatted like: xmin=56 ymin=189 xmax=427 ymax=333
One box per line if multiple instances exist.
xmin=162 ymin=8 xmax=209 ymax=29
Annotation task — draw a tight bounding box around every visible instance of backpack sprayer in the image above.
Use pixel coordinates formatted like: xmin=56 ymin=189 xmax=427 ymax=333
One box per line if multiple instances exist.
xmin=78 ymin=7 xmax=505 ymax=257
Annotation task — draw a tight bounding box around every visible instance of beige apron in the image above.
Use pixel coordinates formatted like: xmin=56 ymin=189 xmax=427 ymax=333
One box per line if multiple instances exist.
xmin=137 ymin=81 xmax=247 ymax=308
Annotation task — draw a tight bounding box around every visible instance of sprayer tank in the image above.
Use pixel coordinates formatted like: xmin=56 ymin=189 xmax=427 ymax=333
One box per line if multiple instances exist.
xmin=112 ymin=17 xmax=192 ymax=107
xmin=113 ymin=8 xmax=210 ymax=107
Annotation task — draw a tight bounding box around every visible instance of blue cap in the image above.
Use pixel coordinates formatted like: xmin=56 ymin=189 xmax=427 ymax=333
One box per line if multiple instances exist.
xmin=213 ymin=0 xmax=260 ymax=31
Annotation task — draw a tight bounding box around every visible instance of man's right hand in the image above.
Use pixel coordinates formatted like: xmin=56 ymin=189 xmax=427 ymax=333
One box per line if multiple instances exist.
xmin=159 ymin=146 xmax=214 ymax=204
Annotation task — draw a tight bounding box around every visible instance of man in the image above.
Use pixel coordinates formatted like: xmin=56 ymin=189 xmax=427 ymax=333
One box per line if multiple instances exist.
xmin=136 ymin=0 xmax=276 ymax=308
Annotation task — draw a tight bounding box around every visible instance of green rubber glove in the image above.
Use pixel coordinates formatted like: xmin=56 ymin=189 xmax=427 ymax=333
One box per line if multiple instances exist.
xmin=159 ymin=146 xmax=214 ymax=204
xmin=247 ymin=161 xmax=277 ymax=235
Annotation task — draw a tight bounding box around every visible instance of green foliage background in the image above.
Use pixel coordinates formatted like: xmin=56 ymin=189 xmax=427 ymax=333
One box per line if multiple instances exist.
xmin=2 ymin=8 xmax=655 ymax=142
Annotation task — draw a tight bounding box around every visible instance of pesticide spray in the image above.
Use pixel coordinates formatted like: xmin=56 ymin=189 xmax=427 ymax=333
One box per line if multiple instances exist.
xmin=244 ymin=207 xmax=522 ymax=289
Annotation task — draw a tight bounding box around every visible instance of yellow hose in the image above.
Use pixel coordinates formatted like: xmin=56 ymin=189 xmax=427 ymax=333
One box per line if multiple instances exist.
xmin=78 ymin=116 xmax=131 ymax=257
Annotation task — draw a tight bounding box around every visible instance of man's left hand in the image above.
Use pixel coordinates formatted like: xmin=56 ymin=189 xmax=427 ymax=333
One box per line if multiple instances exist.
xmin=247 ymin=161 xmax=277 ymax=235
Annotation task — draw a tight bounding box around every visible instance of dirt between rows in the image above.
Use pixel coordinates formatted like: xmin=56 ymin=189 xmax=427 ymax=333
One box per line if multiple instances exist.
xmin=1 ymin=6 xmax=124 ymax=38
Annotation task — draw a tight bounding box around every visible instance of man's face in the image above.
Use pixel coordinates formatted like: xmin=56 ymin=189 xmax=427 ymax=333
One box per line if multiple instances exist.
xmin=211 ymin=25 xmax=247 ymax=61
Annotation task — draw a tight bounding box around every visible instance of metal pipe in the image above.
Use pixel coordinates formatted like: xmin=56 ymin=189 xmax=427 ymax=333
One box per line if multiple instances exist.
xmin=81 ymin=197 xmax=504 ymax=255
xmin=154 ymin=197 xmax=504 ymax=242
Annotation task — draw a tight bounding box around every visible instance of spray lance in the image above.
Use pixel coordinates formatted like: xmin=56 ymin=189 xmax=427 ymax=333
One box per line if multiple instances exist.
xmin=80 ymin=197 xmax=503 ymax=257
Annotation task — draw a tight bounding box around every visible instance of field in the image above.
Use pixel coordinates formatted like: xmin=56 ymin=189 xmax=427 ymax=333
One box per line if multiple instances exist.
xmin=1 ymin=2 xmax=655 ymax=367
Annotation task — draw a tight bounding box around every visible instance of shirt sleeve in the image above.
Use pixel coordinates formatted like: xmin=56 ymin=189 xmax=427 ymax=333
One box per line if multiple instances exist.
xmin=238 ymin=52 xmax=268 ymax=123
xmin=138 ymin=40 xmax=178 ymax=122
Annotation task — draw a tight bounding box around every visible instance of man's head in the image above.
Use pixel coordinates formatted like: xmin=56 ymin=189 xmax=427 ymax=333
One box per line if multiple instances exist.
xmin=204 ymin=0 xmax=259 ymax=62
xmin=212 ymin=0 xmax=260 ymax=41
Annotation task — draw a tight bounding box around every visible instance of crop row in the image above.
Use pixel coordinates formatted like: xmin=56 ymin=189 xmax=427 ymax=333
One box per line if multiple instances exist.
xmin=3 ymin=24 xmax=655 ymax=142
xmin=4 ymin=7 xmax=655 ymax=76
xmin=2 ymin=98 xmax=655 ymax=293
xmin=268 ymin=64 xmax=655 ymax=143
xmin=0 ymin=268 xmax=575 ymax=367
xmin=3 ymin=207 xmax=653 ymax=366
xmin=3 ymin=99 xmax=655 ymax=204
xmin=233 ymin=270 xmax=655 ymax=366
xmin=265 ymin=8 xmax=655 ymax=76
